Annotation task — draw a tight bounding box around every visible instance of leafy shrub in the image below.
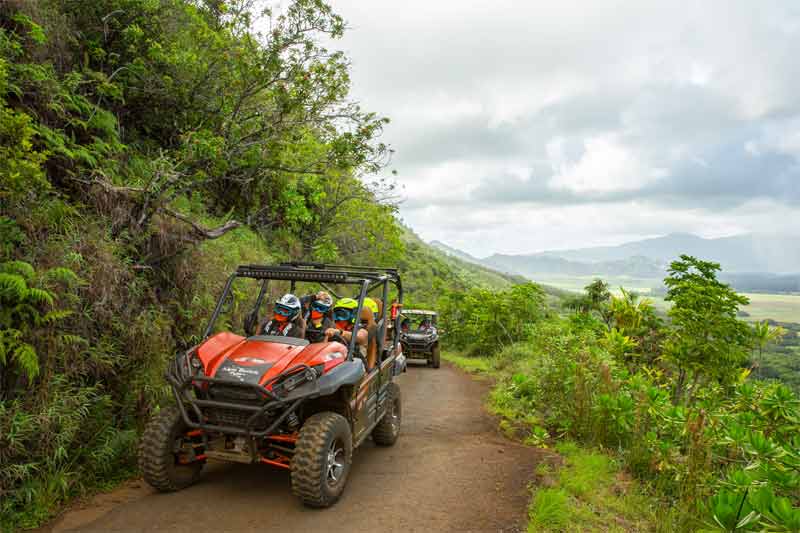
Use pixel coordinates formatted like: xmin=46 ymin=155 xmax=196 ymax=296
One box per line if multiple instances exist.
xmin=462 ymin=257 xmax=800 ymax=532
xmin=438 ymin=282 xmax=547 ymax=355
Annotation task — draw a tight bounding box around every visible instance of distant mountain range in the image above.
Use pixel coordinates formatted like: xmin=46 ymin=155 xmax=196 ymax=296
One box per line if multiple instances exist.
xmin=430 ymin=233 xmax=800 ymax=291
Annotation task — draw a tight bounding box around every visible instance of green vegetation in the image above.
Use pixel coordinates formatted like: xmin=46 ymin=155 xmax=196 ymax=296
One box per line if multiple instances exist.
xmin=441 ymin=256 xmax=800 ymax=532
xmin=0 ymin=1 xmax=516 ymax=528
xmin=528 ymin=442 xmax=661 ymax=533
xmin=442 ymin=351 xmax=494 ymax=374
xmin=397 ymin=227 xmax=522 ymax=309
xmin=651 ymin=293 xmax=800 ymax=325
xmin=756 ymin=322 xmax=800 ymax=390
xmin=3 ymin=1 xmax=798 ymax=531
xmin=438 ymin=282 xmax=548 ymax=355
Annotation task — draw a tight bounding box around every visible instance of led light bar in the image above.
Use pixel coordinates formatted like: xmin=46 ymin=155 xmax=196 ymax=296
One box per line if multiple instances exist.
xmin=236 ymin=266 xmax=347 ymax=283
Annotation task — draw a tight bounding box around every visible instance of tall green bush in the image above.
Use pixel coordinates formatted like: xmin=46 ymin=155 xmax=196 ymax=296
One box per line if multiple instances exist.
xmin=452 ymin=258 xmax=800 ymax=531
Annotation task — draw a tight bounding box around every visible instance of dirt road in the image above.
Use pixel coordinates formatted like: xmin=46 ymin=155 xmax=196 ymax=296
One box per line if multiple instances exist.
xmin=44 ymin=363 xmax=542 ymax=532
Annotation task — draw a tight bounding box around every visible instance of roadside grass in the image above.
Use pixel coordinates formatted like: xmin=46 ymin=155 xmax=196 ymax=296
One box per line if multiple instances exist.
xmin=446 ymin=350 xmax=666 ymax=533
xmin=528 ymin=442 xmax=664 ymax=533
xmin=442 ymin=351 xmax=496 ymax=374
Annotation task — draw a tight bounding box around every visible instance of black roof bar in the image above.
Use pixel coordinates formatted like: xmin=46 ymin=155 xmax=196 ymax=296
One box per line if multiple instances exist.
xmin=235 ymin=263 xmax=400 ymax=284
xmin=279 ymin=261 xmax=399 ymax=276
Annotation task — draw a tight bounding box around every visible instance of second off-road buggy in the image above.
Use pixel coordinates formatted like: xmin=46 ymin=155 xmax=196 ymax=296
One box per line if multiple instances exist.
xmin=399 ymin=309 xmax=440 ymax=368
xmin=138 ymin=262 xmax=406 ymax=507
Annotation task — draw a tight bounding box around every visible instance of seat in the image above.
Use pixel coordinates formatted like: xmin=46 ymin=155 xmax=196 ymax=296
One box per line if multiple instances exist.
xmin=358 ymin=306 xmax=379 ymax=369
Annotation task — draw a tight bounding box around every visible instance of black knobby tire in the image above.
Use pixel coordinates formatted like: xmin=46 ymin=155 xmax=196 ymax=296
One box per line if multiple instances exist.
xmin=139 ymin=406 xmax=203 ymax=492
xmin=291 ymin=412 xmax=353 ymax=508
xmin=431 ymin=344 xmax=441 ymax=369
xmin=371 ymin=382 xmax=401 ymax=446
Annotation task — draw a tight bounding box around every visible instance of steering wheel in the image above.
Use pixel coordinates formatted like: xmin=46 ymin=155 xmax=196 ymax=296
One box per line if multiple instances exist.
xmin=329 ymin=333 xmax=347 ymax=345
xmin=306 ymin=328 xmax=325 ymax=343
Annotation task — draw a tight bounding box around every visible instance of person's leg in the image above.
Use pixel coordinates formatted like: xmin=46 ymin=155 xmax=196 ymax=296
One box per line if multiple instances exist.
xmin=365 ymin=323 xmax=378 ymax=370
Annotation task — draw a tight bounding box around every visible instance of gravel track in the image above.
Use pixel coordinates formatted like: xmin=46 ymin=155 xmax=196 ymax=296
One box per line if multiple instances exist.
xmin=42 ymin=362 xmax=542 ymax=533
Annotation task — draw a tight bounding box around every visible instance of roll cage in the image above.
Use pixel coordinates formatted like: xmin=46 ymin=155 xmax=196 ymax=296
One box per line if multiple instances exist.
xmin=203 ymin=261 xmax=404 ymax=361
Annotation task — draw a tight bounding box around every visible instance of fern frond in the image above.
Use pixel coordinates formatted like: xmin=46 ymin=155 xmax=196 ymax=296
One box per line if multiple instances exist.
xmin=0 ymin=273 xmax=28 ymax=301
xmin=41 ymin=309 xmax=73 ymax=324
xmin=58 ymin=333 xmax=88 ymax=347
xmin=26 ymin=287 xmax=55 ymax=307
xmin=12 ymin=343 xmax=39 ymax=380
xmin=0 ymin=261 xmax=35 ymax=279
xmin=45 ymin=267 xmax=82 ymax=286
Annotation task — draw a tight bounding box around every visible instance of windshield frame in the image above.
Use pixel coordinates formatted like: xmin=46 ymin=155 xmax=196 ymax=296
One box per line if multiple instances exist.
xmin=203 ymin=263 xmax=404 ymax=362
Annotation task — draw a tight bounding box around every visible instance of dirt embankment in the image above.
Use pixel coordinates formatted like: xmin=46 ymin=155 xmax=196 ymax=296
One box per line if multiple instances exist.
xmin=41 ymin=363 xmax=543 ymax=532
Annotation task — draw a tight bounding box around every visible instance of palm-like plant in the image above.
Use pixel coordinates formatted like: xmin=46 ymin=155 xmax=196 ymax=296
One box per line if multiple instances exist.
xmin=751 ymin=320 xmax=787 ymax=379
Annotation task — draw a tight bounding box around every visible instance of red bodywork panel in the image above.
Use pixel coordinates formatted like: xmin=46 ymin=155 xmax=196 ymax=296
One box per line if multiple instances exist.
xmin=195 ymin=332 xmax=347 ymax=386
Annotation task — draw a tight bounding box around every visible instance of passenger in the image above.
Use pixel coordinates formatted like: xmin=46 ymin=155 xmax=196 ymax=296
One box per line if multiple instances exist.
xmin=364 ymin=296 xmax=387 ymax=347
xmin=259 ymin=293 xmax=305 ymax=338
xmin=325 ymin=298 xmax=371 ymax=368
xmin=364 ymin=297 xmax=380 ymax=321
xmin=305 ymin=291 xmax=334 ymax=343
xmin=400 ymin=318 xmax=410 ymax=333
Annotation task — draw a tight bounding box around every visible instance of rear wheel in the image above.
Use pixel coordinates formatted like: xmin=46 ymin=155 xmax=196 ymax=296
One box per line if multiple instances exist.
xmin=371 ymin=382 xmax=401 ymax=446
xmin=431 ymin=344 xmax=441 ymax=369
xmin=291 ymin=412 xmax=352 ymax=508
xmin=139 ymin=406 xmax=203 ymax=492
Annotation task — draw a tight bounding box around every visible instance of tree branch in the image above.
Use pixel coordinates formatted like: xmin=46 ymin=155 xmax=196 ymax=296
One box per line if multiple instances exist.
xmin=160 ymin=208 xmax=242 ymax=240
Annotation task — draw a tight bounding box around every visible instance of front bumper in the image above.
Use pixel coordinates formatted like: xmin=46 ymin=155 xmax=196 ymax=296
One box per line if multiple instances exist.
xmin=401 ymin=335 xmax=436 ymax=357
xmin=167 ymin=358 xmax=365 ymax=437
xmin=166 ymin=352 xmax=320 ymax=437
xmin=168 ymin=369 xmax=303 ymax=437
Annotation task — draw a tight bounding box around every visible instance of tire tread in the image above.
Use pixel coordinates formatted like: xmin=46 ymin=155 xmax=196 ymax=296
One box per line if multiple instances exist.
xmin=138 ymin=406 xmax=201 ymax=492
xmin=291 ymin=412 xmax=351 ymax=507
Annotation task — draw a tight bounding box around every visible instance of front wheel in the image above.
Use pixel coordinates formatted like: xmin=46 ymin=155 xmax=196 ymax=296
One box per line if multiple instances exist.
xmin=431 ymin=344 xmax=441 ymax=369
xmin=291 ymin=412 xmax=353 ymax=508
xmin=139 ymin=406 xmax=204 ymax=492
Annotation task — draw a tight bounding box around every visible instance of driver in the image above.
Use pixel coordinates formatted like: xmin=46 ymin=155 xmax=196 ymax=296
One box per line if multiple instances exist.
xmin=325 ymin=298 xmax=371 ymax=368
xmin=259 ymin=293 xmax=305 ymax=338
xmin=305 ymin=291 xmax=334 ymax=343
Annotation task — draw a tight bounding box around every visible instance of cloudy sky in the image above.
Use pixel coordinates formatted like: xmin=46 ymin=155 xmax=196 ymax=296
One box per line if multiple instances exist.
xmin=328 ymin=0 xmax=800 ymax=257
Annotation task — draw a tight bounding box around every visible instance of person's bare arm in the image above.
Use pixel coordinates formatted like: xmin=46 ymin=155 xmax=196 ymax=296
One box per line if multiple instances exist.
xmin=324 ymin=327 xmax=367 ymax=345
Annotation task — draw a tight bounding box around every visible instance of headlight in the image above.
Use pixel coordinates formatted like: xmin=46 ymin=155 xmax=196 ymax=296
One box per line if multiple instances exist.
xmin=321 ymin=352 xmax=345 ymax=363
xmin=276 ymin=368 xmax=317 ymax=395
xmin=174 ymin=351 xmax=202 ymax=379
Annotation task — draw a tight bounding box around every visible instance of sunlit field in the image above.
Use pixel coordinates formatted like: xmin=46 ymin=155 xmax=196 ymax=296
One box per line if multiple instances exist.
xmin=532 ymin=274 xmax=662 ymax=294
xmin=532 ymin=275 xmax=800 ymax=324
xmin=650 ymin=293 xmax=800 ymax=324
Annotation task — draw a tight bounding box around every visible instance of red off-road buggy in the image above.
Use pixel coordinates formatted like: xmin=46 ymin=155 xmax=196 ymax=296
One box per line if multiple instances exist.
xmin=138 ymin=262 xmax=406 ymax=507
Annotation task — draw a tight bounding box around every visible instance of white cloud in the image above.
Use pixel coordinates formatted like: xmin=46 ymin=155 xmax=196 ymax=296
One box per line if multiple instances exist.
xmin=548 ymin=134 xmax=668 ymax=193
xmin=326 ymin=0 xmax=800 ymax=255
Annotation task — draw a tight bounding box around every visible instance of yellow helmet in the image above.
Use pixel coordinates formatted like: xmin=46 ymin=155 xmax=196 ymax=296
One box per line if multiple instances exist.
xmin=364 ymin=297 xmax=379 ymax=316
xmin=333 ymin=297 xmax=358 ymax=323
xmin=334 ymin=297 xmax=358 ymax=310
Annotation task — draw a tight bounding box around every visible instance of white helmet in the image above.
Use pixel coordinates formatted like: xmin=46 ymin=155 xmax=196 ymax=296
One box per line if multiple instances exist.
xmin=274 ymin=293 xmax=301 ymax=320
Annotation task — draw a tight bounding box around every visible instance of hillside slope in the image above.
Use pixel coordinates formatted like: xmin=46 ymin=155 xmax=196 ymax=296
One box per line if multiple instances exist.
xmin=433 ymin=234 xmax=800 ymax=294
xmin=484 ymin=233 xmax=800 ymax=274
xmin=401 ymin=230 xmax=525 ymax=306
